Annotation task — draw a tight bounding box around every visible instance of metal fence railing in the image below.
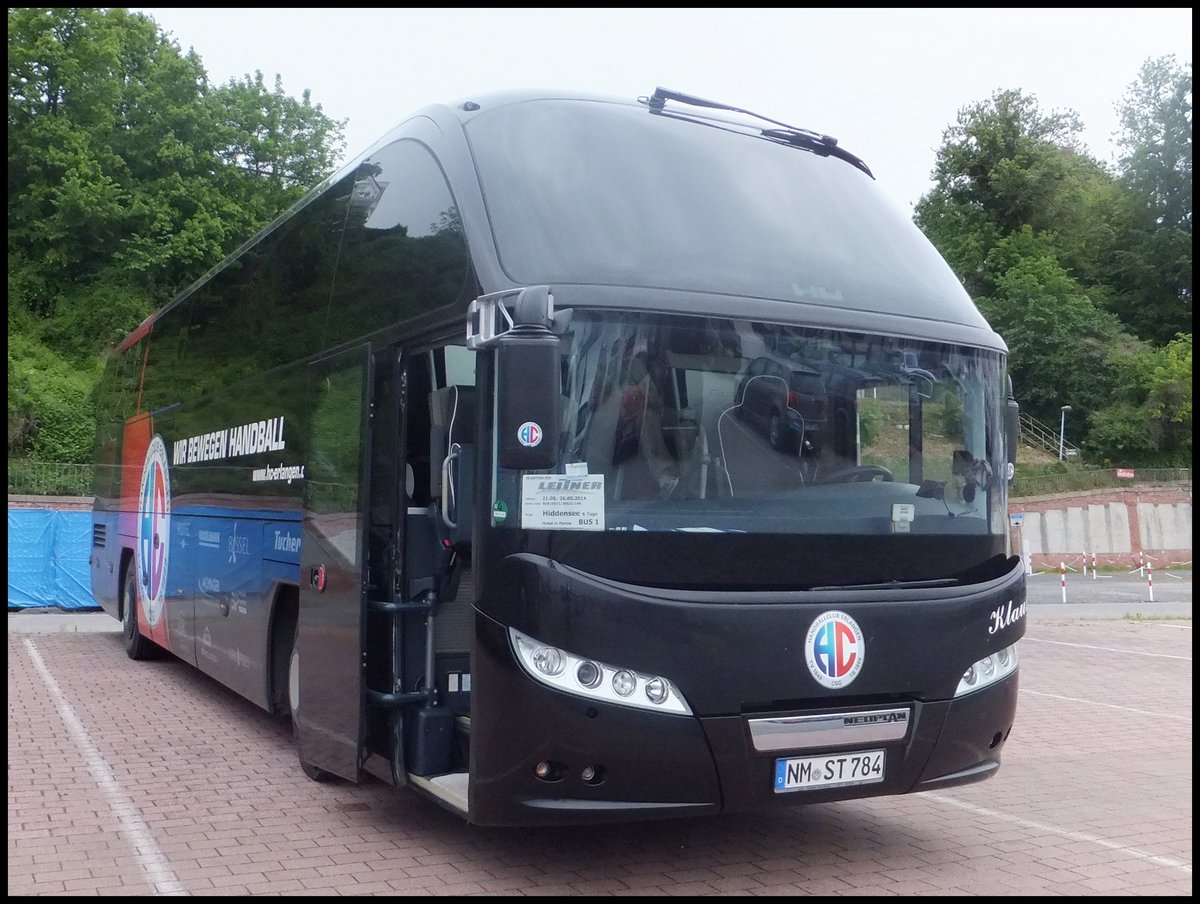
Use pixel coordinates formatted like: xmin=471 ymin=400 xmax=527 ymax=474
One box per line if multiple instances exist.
xmin=1019 ymin=411 xmax=1080 ymax=460
xmin=8 ymin=460 xmax=95 ymax=498
xmin=1011 ymin=467 xmax=1191 ymax=498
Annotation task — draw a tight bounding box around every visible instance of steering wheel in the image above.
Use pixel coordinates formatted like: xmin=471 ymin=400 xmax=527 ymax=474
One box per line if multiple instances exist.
xmin=820 ymin=464 xmax=895 ymax=484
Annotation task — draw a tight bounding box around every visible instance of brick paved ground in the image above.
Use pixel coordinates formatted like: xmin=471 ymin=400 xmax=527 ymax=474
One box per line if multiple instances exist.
xmin=8 ymin=600 xmax=1192 ymax=895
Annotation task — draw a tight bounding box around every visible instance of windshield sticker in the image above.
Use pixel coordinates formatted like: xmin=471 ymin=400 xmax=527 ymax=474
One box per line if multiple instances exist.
xmin=517 ymin=421 xmax=543 ymax=447
xmin=492 ymin=499 xmax=509 ymax=524
xmin=521 ymin=474 xmax=605 ymax=531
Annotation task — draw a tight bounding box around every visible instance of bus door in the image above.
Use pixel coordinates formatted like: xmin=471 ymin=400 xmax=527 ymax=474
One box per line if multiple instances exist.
xmin=407 ymin=346 xmax=476 ymax=783
xmin=294 ymin=344 xmax=373 ymax=781
xmin=358 ymin=342 xmax=475 ymax=808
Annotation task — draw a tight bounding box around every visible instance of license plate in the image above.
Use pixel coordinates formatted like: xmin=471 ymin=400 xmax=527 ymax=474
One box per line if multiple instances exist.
xmin=774 ymin=749 xmax=885 ymax=792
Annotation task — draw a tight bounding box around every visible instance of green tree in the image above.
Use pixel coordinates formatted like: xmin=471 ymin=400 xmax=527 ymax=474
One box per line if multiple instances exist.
xmin=1085 ymin=334 xmax=1192 ymax=466
xmin=916 ymin=89 xmax=1085 ymax=297
xmin=916 ymin=89 xmax=1129 ymax=301
xmin=216 ymin=70 xmax=344 ymax=191
xmin=976 ymin=228 xmax=1123 ymax=423
xmin=1106 ymin=55 xmax=1192 ymax=344
xmin=7 ymin=7 xmax=345 ymax=462
xmin=914 ymin=83 xmax=1191 ymax=465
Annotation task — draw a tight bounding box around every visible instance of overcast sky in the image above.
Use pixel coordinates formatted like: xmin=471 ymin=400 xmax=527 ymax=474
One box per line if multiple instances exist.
xmin=131 ymin=8 xmax=1191 ymax=213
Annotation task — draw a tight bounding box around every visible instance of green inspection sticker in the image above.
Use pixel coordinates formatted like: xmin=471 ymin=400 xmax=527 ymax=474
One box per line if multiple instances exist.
xmin=492 ymin=500 xmax=508 ymax=523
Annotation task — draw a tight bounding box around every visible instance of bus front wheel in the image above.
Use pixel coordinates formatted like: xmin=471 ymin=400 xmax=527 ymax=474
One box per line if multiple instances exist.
xmin=289 ymin=622 xmax=333 ymax=782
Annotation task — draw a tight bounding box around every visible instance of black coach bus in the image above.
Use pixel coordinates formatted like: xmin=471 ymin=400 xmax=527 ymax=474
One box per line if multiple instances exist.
xmin=90 ymin=88 xmax=1026 ymax=826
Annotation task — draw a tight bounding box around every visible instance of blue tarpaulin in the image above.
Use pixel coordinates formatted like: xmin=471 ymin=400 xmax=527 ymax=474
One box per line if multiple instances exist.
xmin=7 ymin=508 xmax=98 ymax=610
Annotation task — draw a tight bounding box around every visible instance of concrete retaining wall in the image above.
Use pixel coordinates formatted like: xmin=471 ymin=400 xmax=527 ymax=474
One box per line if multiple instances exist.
xmin=1010 ymin=486 xmax=1192 ymax=571
xmin=8 ymin=494 xmax=95 ymax=511
xmin=10 ymin=491 xmax=1191 ymax=581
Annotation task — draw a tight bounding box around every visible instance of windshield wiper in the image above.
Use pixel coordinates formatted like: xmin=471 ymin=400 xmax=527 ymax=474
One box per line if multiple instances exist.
xmin=644 ymin=86 xmax=874 ymax=178
xmin=809 ymin=577 xmax=958 ymax=592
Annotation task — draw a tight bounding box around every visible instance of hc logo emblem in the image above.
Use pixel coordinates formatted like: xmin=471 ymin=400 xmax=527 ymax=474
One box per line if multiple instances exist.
xmin=805 ymin=611 xmax=865 ymax=689
xmin=517 ymin=421 xmax=543 ymax=447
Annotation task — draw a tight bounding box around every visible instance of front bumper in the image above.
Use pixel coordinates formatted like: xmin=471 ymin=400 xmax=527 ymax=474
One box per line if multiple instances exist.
xmin=704 ymin=669 xmax=1019 ymax=813
xmin=468 ymin=611 xmax=1020 ymax=825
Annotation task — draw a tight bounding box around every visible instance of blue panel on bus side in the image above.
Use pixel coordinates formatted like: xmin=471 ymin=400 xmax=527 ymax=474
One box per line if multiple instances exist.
xmin=185 ymin=515 xmax=262 ymax=591
xmin=187 ymin=512 xmax=269 ymax=703
xmin=262 ymin=557 xmax=299 ymax=589
xmin=262 ymin=521 xmax=303 ymax=565
xmin=175 ymin=504 xmax=302 ymax=523
xmin=164 ymin=507 xmax=300 ymax=692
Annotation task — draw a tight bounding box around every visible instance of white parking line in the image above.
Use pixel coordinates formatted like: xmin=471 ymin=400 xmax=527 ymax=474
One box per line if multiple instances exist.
xmin=1022 ymin=637 xmax=1191 ymax=660
xmin=1144 ymin=621 xmax=1192 ymax=628
xmin=1021 ymin=688 xmax=1191 ymax=721
xmin=927 ymin=793 xmax=1192 ymax=875
xmin=22 ymin=638 xmax=187 ymax=896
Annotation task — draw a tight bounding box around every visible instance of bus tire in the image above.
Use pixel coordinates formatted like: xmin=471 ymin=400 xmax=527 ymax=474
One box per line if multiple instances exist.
xmin=289 ymin=621 xmax=333 ymax=782
xmin=121 ymin=568 xmax=159 ymax=661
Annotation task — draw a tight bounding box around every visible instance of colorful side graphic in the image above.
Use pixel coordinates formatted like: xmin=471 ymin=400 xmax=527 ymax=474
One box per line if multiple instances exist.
xmin=136 ymin=434 xmax=172 ymax=629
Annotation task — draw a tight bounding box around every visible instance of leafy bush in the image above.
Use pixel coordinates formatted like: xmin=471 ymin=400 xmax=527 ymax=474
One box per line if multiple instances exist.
xmin=8 ymin=332 xmax=101 ymax=464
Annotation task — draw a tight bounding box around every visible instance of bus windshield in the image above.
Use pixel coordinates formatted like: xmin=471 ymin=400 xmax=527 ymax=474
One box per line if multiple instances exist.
xmin=465 ymin=97 xmax=989 ymax=331
xmin=491 ymin=310 xmax=1010 ymax=587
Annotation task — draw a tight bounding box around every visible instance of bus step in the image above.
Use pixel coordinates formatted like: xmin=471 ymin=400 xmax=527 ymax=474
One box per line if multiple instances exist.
xmin=408 ymin=770 xmax=468 ymax=814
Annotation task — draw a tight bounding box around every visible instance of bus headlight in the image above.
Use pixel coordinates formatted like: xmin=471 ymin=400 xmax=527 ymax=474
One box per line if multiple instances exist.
xmin=955 ymin=643 xmax=1019 ymax=697
xmin=644 ymin=677 xmax=669 ymax=705
xmin=510 ymin=628 xmax=692 ymax=715
xmin=612 ymin=669 xmax=636 ymax=697
xmin=531 ymin=645 xmax=565 ymax=676
xmin=576 ymin=660 xmax=603 ymax=688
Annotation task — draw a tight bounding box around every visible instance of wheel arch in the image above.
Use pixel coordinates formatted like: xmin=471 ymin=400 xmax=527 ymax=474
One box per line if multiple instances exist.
xmin=267 ymin=583 xmax=300 ymax=716
xmin=117 ymin=547 xmax=135 ymax=622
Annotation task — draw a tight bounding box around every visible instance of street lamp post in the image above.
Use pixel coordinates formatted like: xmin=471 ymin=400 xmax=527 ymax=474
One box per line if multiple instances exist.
xmin=1058 ymin=405 xmax=1072 ymax=461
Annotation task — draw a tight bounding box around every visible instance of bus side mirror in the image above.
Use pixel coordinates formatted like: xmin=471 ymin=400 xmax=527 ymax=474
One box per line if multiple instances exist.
xmin=495 ymin=287 xmax=561 ymax=471
xmin=1005 ymin=380 xmax=1019 ymax=480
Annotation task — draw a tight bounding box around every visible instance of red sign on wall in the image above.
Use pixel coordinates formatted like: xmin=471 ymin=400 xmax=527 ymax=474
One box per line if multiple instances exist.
xmin=1116 ymin=468 xmax=1135 ymax=479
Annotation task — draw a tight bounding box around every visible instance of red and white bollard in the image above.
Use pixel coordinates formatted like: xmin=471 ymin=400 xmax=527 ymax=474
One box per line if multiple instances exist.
xmin=1147 ymin=561 xmax=1154 ymax=602
xmin=1092 ymin=551 xmax=1098 ymax=580
xmin=1060 ymin=561 xmax=1067 ymax=603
